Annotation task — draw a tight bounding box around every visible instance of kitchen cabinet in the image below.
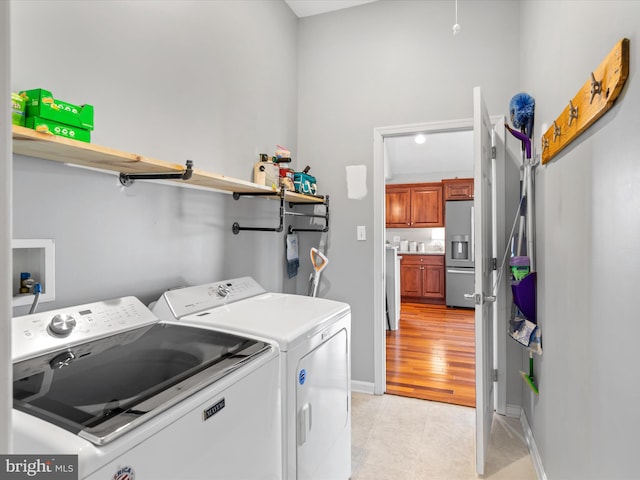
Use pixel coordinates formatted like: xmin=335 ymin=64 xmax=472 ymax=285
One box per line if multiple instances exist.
xmin=385 ymin=185 xmax=411 ymax=227
xmin=385 ymin=183 xmax=443 ymax=228
xmin=442 ymin=178 xmax=474 ymax=201
xmin=400 ymin=255 xmax=445 ymax=304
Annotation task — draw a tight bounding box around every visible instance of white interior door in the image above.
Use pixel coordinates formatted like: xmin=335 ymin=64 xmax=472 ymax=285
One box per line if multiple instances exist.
xmin=472 ymin=86 xmax=496 ymax=476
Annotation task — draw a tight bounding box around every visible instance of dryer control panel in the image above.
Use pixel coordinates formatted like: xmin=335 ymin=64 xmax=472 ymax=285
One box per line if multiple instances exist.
xmin=152 ymin=276 xmax=267 ymax=320
xmin=12 ymin=296 xmax=157 ymax=361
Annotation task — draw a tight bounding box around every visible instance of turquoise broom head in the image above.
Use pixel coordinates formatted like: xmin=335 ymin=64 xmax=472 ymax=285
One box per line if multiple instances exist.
xmin=509 ymin=92 xmax=535 ymax=140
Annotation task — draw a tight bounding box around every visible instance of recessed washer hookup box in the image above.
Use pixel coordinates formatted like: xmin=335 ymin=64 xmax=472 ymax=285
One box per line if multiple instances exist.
xmin=20 ymin=88 xmax=94 ymax=131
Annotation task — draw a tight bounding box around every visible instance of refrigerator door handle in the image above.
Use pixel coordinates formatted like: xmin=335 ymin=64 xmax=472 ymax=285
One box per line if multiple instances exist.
xmin=447 ymin=269 xmax=475 ymax=275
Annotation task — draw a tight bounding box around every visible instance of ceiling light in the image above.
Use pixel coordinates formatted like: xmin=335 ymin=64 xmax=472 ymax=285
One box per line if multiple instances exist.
xmin=414 ymin=134 xmax=426 ymax=144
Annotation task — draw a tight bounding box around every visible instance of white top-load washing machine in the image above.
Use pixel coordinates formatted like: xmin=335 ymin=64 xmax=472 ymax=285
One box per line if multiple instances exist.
xmin=12 ymin=296 xmax=281 ymax=480
xmin=151 ymin=277 xmax=351 ymax=480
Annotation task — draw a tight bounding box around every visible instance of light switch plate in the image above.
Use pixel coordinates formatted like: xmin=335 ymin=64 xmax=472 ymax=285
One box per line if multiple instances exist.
xmin=357 ymin=225 xmax=366 ymax=241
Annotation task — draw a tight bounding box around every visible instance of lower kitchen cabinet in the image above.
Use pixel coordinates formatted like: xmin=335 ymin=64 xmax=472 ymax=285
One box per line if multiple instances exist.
xmin=400 ymin=255 xmax=445 ymax=304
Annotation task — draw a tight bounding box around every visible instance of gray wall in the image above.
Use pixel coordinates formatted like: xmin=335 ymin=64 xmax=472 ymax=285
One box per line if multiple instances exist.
xmin=10 ymin=0 xmax=299 ymax=316
xmin=296 ymin=0 xmax=521 ymax=388
xmin=519 ymin=1 xmax=640 ymax=478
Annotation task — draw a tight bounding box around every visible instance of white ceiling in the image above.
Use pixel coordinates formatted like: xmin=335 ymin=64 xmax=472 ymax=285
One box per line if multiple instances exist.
xmin=283 ymin=1 xmax=472 ymax=178
xmin=284 ymin=0 xmax=378 ymax=18
xmin=385 ymin=130 xmax=473 ymax=177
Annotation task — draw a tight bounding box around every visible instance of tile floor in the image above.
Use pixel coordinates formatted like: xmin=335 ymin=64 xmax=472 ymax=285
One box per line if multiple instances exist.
xmin=351 ymin=393 xmax=536 ymax=480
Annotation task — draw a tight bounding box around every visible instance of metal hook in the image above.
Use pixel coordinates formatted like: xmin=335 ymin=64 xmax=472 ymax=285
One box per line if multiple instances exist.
xmin=553 ymin=121 xmax=561 ymax=141
xmin=542 ymin=136 xmax=549 ymax=152
xmin=590 ymin=72 xmax=602 ymax=104
xmin=568 ymin=100 xmax=579 ymax=126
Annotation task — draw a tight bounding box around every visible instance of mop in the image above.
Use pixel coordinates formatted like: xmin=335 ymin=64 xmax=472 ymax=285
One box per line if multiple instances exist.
xmin=505 ymin=92 xmax=540 ymax=395
xmin=308 ymin=247 xmax=329 ymax=298
xmin=307 ymin=230 xmax=329 ymax=297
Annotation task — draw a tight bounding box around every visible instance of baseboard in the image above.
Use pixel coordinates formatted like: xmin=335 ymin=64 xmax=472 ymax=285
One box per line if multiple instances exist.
xmin=506 ymin=403 xmax=522 ymax=418
xmin=351 ymin=380 xmax=375 ymax=394
xmin=519 ymin=408 xmax=547 ymax=480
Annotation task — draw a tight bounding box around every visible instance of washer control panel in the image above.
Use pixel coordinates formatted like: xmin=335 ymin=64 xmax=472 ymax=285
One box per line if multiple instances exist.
xmin=155 ymin=276 xmax=266 ymax=320
xmin=12 ymin=296 xmax=157 ymax=361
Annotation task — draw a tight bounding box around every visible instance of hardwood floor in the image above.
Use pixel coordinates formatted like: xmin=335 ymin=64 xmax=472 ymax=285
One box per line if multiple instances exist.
xmin=385 ymin=302 xmax=476 ymax=407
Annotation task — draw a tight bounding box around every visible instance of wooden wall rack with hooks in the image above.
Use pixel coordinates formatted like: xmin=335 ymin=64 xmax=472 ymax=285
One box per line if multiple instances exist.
xmin=541 ymin=38 xmax=629 ymax=165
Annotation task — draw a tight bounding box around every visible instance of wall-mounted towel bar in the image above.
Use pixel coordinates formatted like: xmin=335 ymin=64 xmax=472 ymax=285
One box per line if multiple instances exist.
xmin=231 ymin=191 xmax=329 ymax=235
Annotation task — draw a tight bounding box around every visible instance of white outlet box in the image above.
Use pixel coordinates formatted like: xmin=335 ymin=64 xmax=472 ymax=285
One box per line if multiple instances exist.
xmin=12 ymin=239 xmax=55 ymax=307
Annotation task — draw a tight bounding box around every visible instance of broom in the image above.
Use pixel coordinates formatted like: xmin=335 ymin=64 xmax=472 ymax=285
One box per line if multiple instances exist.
xmin=520 ymin=356 xmax=539 ymax=395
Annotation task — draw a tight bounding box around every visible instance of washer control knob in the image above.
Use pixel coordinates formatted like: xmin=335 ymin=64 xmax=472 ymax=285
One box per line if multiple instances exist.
xmin=216 ymin=284 xmax=231 ymax=298
xmin=218 ymin=283 xmax=231 ymax=298
xmin=48 ymin=314 xmax=77 ymax=337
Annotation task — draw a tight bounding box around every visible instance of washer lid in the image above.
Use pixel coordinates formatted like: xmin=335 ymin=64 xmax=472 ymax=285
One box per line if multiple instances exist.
xmin=13 ymin=323 xmax=272 ymax=445
xmin=183 ymin=293 xmax=350 ymax=351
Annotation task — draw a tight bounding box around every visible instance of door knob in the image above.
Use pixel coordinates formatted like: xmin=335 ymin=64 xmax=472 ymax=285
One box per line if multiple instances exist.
xmin=464 ymin=293 xmax=496 ymax=304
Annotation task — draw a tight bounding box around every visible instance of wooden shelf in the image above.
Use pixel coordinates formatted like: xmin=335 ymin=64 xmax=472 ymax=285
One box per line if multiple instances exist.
xmin=11 ymin=125 xmax=323 ymax=204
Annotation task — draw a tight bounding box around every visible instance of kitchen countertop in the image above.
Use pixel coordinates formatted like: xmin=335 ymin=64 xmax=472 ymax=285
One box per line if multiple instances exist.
xmin=398 ymin=251 xmax=445 ymax=255
xmin=386 ymin=245 xmax=445 ymax=255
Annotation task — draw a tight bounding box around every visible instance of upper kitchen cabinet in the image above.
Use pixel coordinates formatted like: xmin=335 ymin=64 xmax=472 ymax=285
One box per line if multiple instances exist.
xmin=411 ymin=183 xmax=443 ymax=227
xmin=385 ymin=183 xmax=443 ymax=228
xmin=385 ymin=185 xmax=411 ymax=227
xmin=442 ymin=178 xmax=474 ymax=201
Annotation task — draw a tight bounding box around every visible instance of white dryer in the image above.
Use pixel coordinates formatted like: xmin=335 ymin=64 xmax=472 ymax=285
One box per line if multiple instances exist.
xmin=12 ymin=296 xmax=281 ymax=480
xmin=152 ymin=277 xmax=352 ymax=480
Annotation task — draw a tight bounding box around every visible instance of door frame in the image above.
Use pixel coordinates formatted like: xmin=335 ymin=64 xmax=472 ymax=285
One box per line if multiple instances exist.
xmin=372 ymin=116 xmax=507 ymax=415
xmin=0 ymin=0 xmax=11 ymax=453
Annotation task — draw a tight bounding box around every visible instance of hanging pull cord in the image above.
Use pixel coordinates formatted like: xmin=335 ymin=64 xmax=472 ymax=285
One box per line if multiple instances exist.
xmin=453 ymin=0 xmax=461 ymax=35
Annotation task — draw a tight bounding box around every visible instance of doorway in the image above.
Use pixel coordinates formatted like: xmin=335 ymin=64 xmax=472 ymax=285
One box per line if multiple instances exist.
xmin=373 ymin=115 xmax=510 ymax=415
xmin=383 ymin=126 xmax=475 ymax=407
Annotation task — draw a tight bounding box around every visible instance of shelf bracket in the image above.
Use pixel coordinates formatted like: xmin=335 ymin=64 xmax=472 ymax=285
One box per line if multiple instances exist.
xmin=232 ymin=191 xmax=279 ymax=200
xmin=232 ymin=189 xmax=286 ymax=234
xmin=119 ymin=160 xmax=194 ymax=187
xmin=288 ymin=195 xmax=330 ymax=234
xmin=231 ymin=191 xmax=330 ymax=235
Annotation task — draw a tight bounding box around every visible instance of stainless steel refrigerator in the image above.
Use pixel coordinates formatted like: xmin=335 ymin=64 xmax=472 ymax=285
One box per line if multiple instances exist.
xmin=445 ymin=200 xmax=475 ymax=308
